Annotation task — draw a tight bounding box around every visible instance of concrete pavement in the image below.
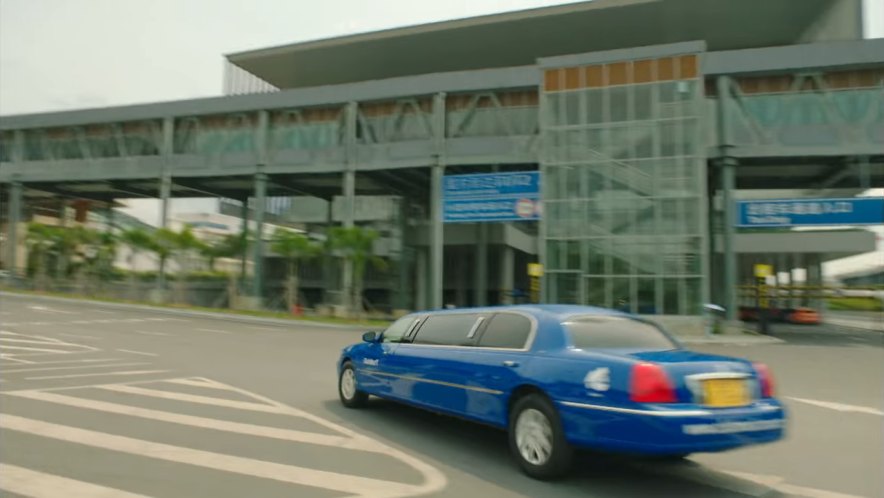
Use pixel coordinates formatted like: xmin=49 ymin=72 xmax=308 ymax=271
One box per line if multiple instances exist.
xmin=1 ymin=293 xmax=881 ymax=498
xmin=824 ymin=310 xmax=883 ymax=332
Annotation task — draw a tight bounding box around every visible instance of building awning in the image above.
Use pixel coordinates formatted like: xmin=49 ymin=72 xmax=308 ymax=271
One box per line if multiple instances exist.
xmin=227 ymin=0 xmax=858 ymax=89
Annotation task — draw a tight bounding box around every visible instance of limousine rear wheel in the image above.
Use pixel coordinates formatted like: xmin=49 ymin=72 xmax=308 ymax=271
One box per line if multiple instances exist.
xmin=339 ymin=362 xmax=368 ymax=408
xmin=508 ymin=394 xmax=573 ymax=479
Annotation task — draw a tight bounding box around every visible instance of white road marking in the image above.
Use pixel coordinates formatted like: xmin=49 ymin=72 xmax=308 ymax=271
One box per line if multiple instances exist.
xmin=28 ymin=305 xmax=76 ymax=315
xmin=0 ymin=463 xmax=150 ymax=498
xmin=723 ymin=470 xmax=866 ymax=498
xmin=101 ymin=384 xmax=290 ymax=414
xmin=788 ymin=397 xmax=884 ymax=416
xmin=91 ymin=309 xmax=115 ymax=314
xmin=7 ymin=358 xmax=123 ymax=366
xmin=122 ymin=318 xmax=146 ymax=323
xmin=54 ymin=333 xmax=101 ymax=340
xmin=8 ymin=390 xmax=378 ymax=452
xmin=0 ymin=337 xmax=74 ymax=345
xmin=116 ymin=349 xmax=158 ymax=357
xmin=196 ymin=328 xmax=231 ymax=334
xmin=133 ymin=330 xmax=169 ymax=336
xmin=164 ymin=377 xmax=233 ymax=390
xmin=25 ymin=370 xmax=169 ymax=381
xmin=0 ymin=345 xmax=73 ymax=354
xmin=0 ymin=414 xmax=428 ymax=498
xmin=2 ymin=362 xmax=150 ymax=374
xmin=0 ymin=355 xmax=35 ymax=364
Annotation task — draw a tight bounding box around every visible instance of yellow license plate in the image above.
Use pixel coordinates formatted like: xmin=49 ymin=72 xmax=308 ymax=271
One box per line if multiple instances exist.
xmin=703 ymin=379 xmax=749 ymax=408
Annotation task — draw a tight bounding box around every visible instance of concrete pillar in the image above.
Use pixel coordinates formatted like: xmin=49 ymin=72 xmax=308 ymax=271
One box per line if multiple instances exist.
xmin=323 ymin=199 xmax=336 ymax=305
xmin=430 ymin=163 xmax=444 ymax=309
xmin=156 ymin=172 xmax=172 ymax=296
xmin=416 ymin=248 xmax=428 ymax=310
xmin=251 ymin=172 xmax=267 ymax=302
xmin=716 ymin=75 xmax=738 ymax=323
xmin=239 ymin=200 xmax=249 ymax=288
xmin=456 ymin=249 xmax=468 ymax=307
xmin=430 ymin=92 xmax=446 ymax=310
xmin=500 ymin=245 xmax=515 ymax=305
xmin=5 ymin=181 xmax=22 ymax=277
xmin=474 ymin=224 xmax=488 ymax=306
xmin=341 ymin=170 xmax=356 ymax=311
xmin=808 ymin=254 xmax=823 ymax=311
xmin=720 ymin=158 xmax=737 ymax=321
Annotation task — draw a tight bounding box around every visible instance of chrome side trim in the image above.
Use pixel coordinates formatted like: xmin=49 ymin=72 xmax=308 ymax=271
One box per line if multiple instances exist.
xmin=466 ymin=316 xmax=485 ymax=339
xmin=367 ymin=370 xmax=504 ymax=395
xmin=559 ymin=401 xmax=712 ymax=417
xmin=559 ymin=400 xmax=783 ymax=417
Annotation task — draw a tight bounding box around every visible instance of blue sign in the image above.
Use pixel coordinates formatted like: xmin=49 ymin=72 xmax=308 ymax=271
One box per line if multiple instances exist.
xmin=736 ymin=198 xmax=884 ymax=227
xmin=443 ymin=171 xmax=541 ymax=223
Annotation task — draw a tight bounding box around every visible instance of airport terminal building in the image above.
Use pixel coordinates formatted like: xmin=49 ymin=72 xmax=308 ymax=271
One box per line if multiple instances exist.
xmin=2 ymin=0 xmax=882 ymax=320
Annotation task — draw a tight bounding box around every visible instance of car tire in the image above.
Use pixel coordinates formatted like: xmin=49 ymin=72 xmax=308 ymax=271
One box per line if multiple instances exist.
xmin=508 ymin=393 xmax=573 ymax=480
xmin=338 ymin=361 xmax=368 ymax=409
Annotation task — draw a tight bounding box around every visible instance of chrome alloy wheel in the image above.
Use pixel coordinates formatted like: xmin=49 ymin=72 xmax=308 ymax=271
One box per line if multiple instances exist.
xmin=340 ymin=367 xmax=357 ymax=400
xmin=515 ymin=408 xmax=554 ymax=465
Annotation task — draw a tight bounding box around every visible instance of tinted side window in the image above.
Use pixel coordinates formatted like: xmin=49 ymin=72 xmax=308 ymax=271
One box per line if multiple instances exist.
xmin=477 ymin=313 xmax=532 ymax=349
xmin=564 ymin=316 xmax=676 ymax=350
xmin=382 ymin=316 xmax=417 ymax=343
xmin=412 ymin=314 xmax=481 ymax=346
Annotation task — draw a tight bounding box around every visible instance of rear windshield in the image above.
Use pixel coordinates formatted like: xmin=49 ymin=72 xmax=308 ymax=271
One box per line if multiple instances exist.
xmin=563 ymin=316 xmax=676 ymax=350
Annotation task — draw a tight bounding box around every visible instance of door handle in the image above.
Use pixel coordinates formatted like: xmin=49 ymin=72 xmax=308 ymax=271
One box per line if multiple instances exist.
xmin=502 ymin=360 xmax=519 ymax=368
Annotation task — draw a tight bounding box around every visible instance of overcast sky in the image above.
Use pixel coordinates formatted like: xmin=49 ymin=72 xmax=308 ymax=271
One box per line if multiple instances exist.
xmin=1 ymin=0 xmax=883 ymax=115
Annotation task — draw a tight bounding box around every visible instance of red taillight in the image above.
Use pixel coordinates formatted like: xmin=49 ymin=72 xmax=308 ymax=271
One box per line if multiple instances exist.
xmin=754 ymin=362 xmax=774 ymax=398
xmin=630 ymin=363 xmax=677 ymax=403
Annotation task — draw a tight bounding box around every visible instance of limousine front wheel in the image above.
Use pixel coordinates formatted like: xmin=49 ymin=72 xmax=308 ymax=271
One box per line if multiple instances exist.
xmin=509 ymin=394 xmax=573 ymax=479
xmin=339 ymin=362 xmax=368 ymax=408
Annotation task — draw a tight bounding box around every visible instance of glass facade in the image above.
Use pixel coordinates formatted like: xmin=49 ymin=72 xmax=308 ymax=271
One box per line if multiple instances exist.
xmin=541 ymin=56 xmax=708 ymax=315
xmin=720 ymin=87 xmax=884 ymax=148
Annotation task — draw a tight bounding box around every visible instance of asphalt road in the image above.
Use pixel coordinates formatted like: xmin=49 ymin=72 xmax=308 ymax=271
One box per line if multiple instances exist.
xmin=1 ymin=294 xmax=882 ymax=498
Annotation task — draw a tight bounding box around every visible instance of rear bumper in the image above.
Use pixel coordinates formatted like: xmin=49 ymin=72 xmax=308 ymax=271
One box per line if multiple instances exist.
xmin=557 ymin=399 xmax=786 ymax=455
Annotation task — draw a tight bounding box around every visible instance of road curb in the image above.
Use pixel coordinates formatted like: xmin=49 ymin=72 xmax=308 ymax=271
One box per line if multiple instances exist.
xmin=824 ymin=319 xmax=884 ymax=334
xmin=681 ymin=335 xmax=785 ymax=345
xmin=0 ymin=291 xmax=371 ymax=331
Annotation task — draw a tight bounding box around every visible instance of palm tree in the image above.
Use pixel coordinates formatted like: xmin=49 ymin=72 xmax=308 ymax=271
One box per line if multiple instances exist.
xmin=152 ymin=225 xmax=206 ymax=303
xmin=327 ymin=226 xmax=385 ymax=317
xmin=120 ymin=228 xmax=154 ymax=275
xmin=25 ymin=223 xmax=56 ymax=289
xmin=200 ymin=232 xmax=246 ymax=272
xmin=54 ymin=225 xmax=85 ymax=280
xmin=271 ymin=228 xmax=321 ymax=311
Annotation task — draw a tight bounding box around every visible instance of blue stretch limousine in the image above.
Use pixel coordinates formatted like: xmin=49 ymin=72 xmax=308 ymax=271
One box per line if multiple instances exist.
xmin=337 ymin=305 xmax=786 ymax=478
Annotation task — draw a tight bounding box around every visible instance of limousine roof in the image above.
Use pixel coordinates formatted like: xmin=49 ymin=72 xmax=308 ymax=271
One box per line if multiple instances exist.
xmin=423 ymin=304 xmax=628 ymax=320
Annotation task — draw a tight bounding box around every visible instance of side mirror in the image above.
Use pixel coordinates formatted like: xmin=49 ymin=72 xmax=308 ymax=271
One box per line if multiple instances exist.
xmin=362 ymin=331 xmax=379 ymax=343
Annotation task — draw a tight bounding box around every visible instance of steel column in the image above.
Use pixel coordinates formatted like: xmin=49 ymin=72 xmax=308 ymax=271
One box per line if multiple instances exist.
xmin=721 ymin=159 xmax=738 ymax=321
xmin=716 ymin=76 xmax=738 ymax=323
xmin=500 ymin=245 xmax=515 ymax=305
xmin=416 ymin=248 xmax=428 ymax=310
xmin=156 ymin=171 xmax=172 ymax=295
xmin=252 ymin=173 xmax=267 ymax=301
xmin=5 ymin=181 xmax=23 ymax=277
xmin=239 ymin=200 xmax=249 ymax=288
xmin=430 ymin=93 xmax=446 ymax=310
xmin=474 ymin=224 xmax=488 ymax=306
xmin=342 ymin=102 xmax=358 ymax=311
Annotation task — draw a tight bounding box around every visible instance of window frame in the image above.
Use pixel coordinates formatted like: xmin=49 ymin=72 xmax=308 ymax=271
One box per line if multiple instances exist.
xmin=381 ymin=316 xmax=423 ymax=344
xmin=406 ymin=312 xmax=489 ymax=348
xmin=472 ymin=311 xmax=538 ymax=351
xmin=562 ymin=314 xmax=680 ymax=351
